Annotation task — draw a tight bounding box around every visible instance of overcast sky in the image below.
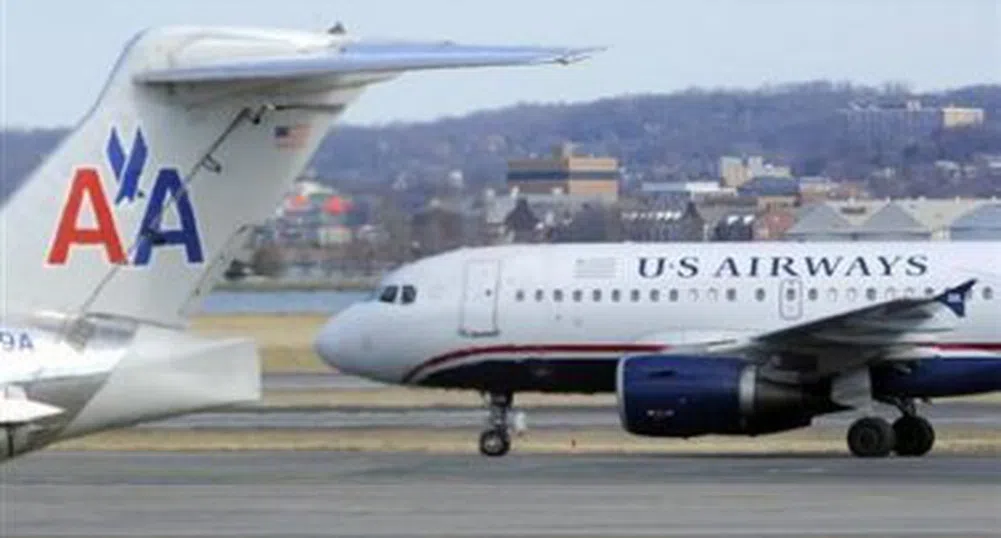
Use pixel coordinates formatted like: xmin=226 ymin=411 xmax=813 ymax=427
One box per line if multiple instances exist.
xmin=1 ymin=0 xmax=999 ymax=128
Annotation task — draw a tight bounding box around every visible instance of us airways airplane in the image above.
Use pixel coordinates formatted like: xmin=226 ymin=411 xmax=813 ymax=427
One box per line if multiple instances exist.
xmin=0 ymin=26 xmax=592 ymax=461
xmin=316 ymin=242 xmax=1001 ymax=457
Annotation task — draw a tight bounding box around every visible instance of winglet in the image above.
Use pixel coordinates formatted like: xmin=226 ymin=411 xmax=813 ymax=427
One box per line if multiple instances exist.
xmin=936 ymin=279 xmax=977 ymax=318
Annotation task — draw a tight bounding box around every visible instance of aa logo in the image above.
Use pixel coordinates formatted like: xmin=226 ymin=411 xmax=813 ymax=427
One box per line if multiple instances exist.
xmin=47 ymin=128 xmax=204 ymax=266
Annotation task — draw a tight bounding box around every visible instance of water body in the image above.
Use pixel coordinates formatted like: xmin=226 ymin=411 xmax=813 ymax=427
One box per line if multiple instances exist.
xmin=198 ymin=290 xmax=369 ymax=315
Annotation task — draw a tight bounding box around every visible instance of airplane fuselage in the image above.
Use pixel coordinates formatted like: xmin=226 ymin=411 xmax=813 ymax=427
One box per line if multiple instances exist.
xmin=320 ymin=241 xmax=1000 ymax=390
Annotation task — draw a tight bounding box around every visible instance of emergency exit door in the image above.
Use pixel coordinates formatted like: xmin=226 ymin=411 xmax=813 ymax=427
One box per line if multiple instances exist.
xmin=779 ymin=278 xmax=803 ymax=321
xmin=460 ymin=260 xmax=500 ymax=336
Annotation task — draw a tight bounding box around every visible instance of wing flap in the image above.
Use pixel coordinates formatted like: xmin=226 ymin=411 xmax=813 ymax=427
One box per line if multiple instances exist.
xmin=136 ymin=41 xmax=599 ymax=84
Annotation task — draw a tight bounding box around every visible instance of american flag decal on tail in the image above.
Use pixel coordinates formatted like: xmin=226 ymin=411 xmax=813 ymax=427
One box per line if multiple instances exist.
xmin=274 ymin=124 xmax=311 ymax=149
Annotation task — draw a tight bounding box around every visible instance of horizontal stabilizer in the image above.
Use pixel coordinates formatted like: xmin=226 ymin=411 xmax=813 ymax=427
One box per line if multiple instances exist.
xmin=136 ymin=41 xmax=600 ymax=84
xmin=0 ymin=398 xmax=63 ymax=425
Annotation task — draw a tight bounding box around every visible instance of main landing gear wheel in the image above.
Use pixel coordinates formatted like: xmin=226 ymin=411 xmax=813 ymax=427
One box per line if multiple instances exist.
xmin=479 ymin=391 xmax=514 ymax=457
xmin=892 ymin=415 xmax=935 ymax=457
xmin=847 ymin=417 xmax=896 ymax=458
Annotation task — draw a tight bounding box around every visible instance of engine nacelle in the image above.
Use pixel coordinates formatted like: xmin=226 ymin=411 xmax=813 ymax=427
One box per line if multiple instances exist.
xmin=617 ymin=355 xmax=828 ymax=437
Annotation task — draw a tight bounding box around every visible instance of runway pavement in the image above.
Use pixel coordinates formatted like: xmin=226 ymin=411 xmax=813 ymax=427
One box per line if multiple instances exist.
xmin=1 ymin=451 xmax=998 ymax=536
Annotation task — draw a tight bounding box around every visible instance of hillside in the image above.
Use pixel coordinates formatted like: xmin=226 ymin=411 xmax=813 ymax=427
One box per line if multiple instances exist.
xmin=4 ymin=82 xmax=1001 ymax=197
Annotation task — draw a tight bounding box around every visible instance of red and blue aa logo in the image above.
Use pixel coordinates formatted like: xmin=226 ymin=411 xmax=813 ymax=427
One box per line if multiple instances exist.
xmin=47 ymin=128 xmax=204 ymax=266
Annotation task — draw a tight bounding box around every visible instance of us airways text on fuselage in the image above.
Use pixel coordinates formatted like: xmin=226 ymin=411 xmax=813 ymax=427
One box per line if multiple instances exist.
xmin=638 ymin=254 xmax=930 ymax=280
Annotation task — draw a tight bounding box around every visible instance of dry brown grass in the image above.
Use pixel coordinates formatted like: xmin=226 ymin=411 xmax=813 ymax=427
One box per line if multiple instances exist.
xmin=258 ymin=388 xmax=617 ymax=409
xmin=192 ymin=314 xmax=329 ymax=373
xmin=52 ymin=426 xmax=1001 ymax=456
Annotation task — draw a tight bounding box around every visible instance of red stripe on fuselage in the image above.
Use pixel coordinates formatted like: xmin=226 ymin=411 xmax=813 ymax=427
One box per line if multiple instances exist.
xmin=400 ymin=341 xmax=1001 ymax=384
xmin=401 ymin=343 xmax=665 ymax=384
xmin=931 ymin=343 xmax=1001 ymax=352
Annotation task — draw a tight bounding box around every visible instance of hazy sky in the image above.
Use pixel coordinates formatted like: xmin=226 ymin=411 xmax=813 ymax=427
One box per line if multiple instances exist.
xmin=1 ymin=0 xmax=999 ymax=128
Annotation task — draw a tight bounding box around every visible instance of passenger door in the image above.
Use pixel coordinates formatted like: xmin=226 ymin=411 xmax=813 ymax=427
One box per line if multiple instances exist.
xmin=460 ymin=260 xmax=500 ymax=336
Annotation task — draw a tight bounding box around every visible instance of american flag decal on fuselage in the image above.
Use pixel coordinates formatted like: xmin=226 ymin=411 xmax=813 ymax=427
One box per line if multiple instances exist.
xmin=274 ymin=124 xmax=311 ymax=149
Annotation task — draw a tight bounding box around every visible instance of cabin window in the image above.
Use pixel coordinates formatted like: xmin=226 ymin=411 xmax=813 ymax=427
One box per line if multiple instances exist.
xmin=611 ymin=289 xmax=622 ymax=302
xmin=924 ymin=287 xmax=936 ymax=297
xmin=904 ymin=287 xmax=916 ymax=298
xmin=630 ymin=289 xmax=641 ymax=302
xmin=650 ymin=289 xmax=661 ymax=302
xmin=983 ymin=287 xmax=994 ymax=301
xmin=885 ymin=288 xmax=897 ymax=300
xmin=535 ymin=289 xmax=545 ymax=302
xmin=726 ymin=288 xmax=737 ymax=302
xmin=379 ymin=285 xmax=399 ymax=304
xmin=755 ymin=288 xmax=766 ymax=302
xmin=592 ymin=289 xmax=602 ymax=302
xmin=689 ymin=288 xmax=700 ymax=302
xmin=846 ymin=288 xmax=858 ymax=302
xmin=807 ymin=288 xmax=818 ymax=302
xmin=866 ymin=287 xmax=877 ymax=301
xmin=572 ymin=289 xmax=583 ymax=302
xmin=784 ymin=287 xmax=796 ymax=302
xmin=515 ymin=290 xmax=525 ymax=302
xmin=401 ymin=285 xmax=417 ymax=305
xmin=669 ymin=289 xmax=679 ymax=302
xmin=553 ymin=289 xmax=564 ymax=302
xmin=827 ymin=288 xmax=838 ymax=302
xmin=708 ymin=288 xmax=719 ymax=302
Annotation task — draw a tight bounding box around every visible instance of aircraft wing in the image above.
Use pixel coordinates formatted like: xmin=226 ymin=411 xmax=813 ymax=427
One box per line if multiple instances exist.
xmin=135 ymin=41 xmax=599 ymax=84
xmin=738 ymin=279 xmax=978 ymax=373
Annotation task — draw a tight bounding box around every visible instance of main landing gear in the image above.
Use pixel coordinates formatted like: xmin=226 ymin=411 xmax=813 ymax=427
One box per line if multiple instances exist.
xmin=846 ymin=398 xmax=935 ymax=458
xmin=479 ymin=391 xmax=523 ymax=457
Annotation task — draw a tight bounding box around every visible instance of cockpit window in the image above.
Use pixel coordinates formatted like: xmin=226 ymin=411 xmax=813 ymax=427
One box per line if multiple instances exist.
xmin=401 ymin=285 xmax=417 ymax=304
xmin=379 ymin=286 xmax=399 ymax=304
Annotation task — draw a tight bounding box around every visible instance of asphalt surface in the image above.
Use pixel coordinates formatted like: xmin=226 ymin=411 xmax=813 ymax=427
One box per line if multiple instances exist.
xmin=0 ymin=452 xmax=997 ymax=536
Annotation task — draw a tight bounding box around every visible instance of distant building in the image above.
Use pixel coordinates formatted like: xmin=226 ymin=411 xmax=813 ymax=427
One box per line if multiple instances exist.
xmin=754 ymin=207 xmax=797 ymax=241
xmin=840 ymin=100 xmax=986 ymax=148
xmin=786 ymin=198 xmax=994 ymax=242
xmin=410 ymin=200 xmax=481 ymax=256
xmin=622 ymin=205 xmax=704 ymax=242
xmin=507 ymin=142 xmax=620 ymax=201
xmin=942 ymin=106 xmax=986 ymax=128
xmin=949 ymin=204 xmax=1001 ymax=240
xmin=502 ymin=199 xmax=542 ymax=243
xmin=798 ymin=177 xmax=869 ymax=204
xmin=719 ymin=156 xmax=791 ymax=188
xmin=737 ymin=176 xmax=800 ymax=211
xmin=482 ymin=190 xmax=610 ymax=244
xmin=639 ymin=180 xmax=735 ymax=204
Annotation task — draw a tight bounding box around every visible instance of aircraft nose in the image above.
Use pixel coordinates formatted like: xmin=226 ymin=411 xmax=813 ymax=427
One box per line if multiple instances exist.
xmin=314 ymin=308 xmax=363 ymax=375
xmin=314 ymin=317 xmax=347 ymax=370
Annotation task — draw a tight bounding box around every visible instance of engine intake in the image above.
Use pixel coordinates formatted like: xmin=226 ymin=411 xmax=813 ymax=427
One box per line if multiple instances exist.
xmin=617 ymin=355 xmax=830 ymax=437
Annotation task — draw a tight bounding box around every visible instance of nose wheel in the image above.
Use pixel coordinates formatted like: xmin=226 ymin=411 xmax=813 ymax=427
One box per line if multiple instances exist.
xmin=479 ymin=391 xmax=517 ymax=457
xmin=846 ymin=398 xmax=935 ymax=458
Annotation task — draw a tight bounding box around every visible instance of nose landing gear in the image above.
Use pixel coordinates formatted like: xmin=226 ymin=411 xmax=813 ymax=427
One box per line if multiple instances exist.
xmin=479 ymin=391 xmax=519 ymax=457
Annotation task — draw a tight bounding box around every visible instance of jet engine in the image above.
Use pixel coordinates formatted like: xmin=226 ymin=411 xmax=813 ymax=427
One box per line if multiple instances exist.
xmin=616 ymin=355 xmax=834 ymax=437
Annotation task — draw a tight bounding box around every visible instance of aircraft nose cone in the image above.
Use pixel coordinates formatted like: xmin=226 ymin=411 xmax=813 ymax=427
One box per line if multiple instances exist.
xmin=314 ymin=308 xmax=367 ymax=376
xmin=314 ymin=317 xmax=346 ymax=371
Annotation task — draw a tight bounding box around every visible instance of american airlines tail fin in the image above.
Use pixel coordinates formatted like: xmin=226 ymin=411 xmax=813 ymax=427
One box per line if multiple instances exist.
xmin=1 ymin=26 xmax=594 ymax=328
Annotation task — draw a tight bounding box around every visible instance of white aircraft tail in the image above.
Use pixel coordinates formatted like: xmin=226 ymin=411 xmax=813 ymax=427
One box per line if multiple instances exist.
xmin=0 ymin=26 xmax=594 ymax=328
